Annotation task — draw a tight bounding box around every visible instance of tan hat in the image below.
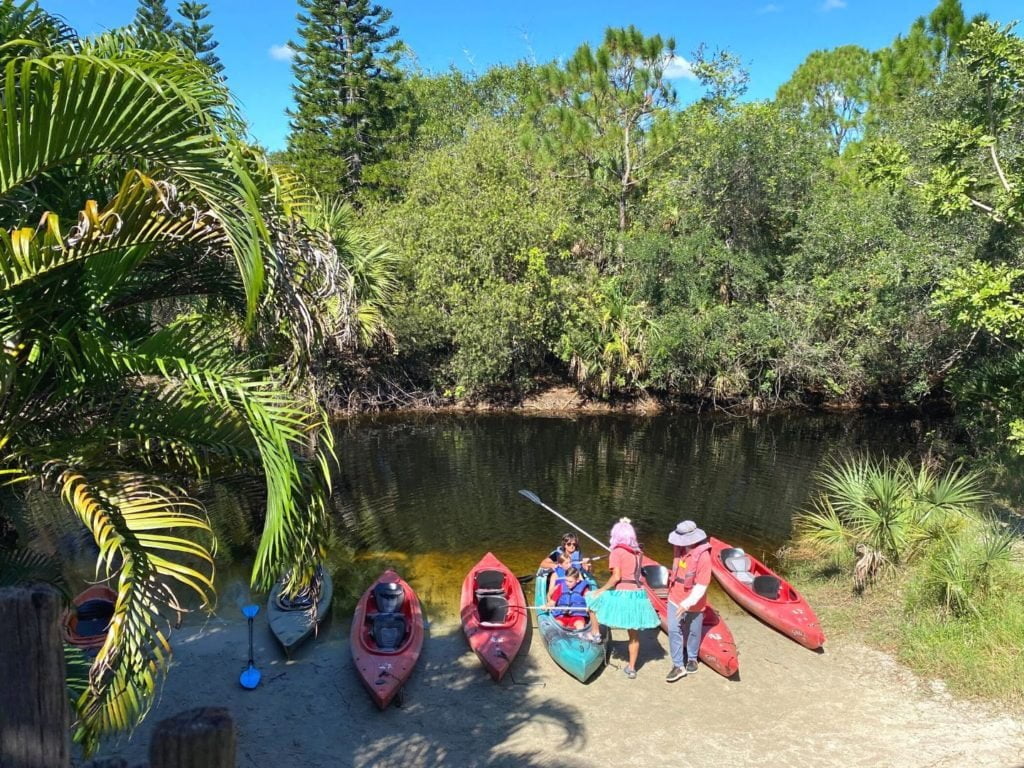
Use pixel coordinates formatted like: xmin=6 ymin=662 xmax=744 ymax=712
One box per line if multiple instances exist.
xmin=668 ymin=520 xmax=707 ymax=547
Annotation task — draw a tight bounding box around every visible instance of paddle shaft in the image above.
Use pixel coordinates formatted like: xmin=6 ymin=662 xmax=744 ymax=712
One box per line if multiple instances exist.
xmin=525 ymin=605 xmax=589 ymax=611
xmin=247 ymin=616 xmax=254 ymax=666
xmin=519 ymin=491 xmax=611 ymax=554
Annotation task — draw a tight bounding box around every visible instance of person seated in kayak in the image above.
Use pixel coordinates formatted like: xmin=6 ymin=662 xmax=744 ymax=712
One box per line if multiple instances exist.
xmin=539 ymin=532 xmax=592 ymax=573
xmin=546 ymin=567 xmax=591 ymax=631
xmin=550 ymin=551 xmax=575 ymax=589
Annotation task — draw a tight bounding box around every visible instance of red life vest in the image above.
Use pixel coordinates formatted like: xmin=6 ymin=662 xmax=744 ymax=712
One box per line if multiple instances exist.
xmin=670 ymin=541 xmax=712 ymax=590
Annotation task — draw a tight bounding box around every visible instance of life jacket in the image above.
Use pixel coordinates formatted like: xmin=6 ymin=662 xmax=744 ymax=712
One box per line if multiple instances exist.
xmin=552 ymin=546 xmax=584 ymax=568
xmin=669 ymin=541 xmax=712 ymax=591
xmin=553 ymin=580 xmax=589 ymax=616
xmin=613 ymin=544 xmax=644 ymax=587
xmin=552 ymin=565 xmax=568 ymax=589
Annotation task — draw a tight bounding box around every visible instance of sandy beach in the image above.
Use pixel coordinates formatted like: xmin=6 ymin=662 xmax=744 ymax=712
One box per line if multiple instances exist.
xmin=90 ymin=593 xmax=1024 ymax=768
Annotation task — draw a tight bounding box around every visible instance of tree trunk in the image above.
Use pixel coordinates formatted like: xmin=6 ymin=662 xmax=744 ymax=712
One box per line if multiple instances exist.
xmin=0 ymin=586 xmax=70 ymax=768
xmin=149 ymin=708 xmax=236 ymax=768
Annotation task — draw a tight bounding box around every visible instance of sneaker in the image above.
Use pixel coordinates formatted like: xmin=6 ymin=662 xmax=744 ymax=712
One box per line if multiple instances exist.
xmin=685 ymin=659 xmax=699 ymax=674
xmin=665 ymin=666 xmax=687 ymax=683
xmin=623 ymin=666 xmax=637 ymax=679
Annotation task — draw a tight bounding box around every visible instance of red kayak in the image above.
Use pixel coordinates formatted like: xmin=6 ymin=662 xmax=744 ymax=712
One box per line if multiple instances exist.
xmin=710 ymin=537 xmax=825 ymax=650
xmin=351 ymin=569 xmax=424 ymax=709
xmin=460 ymin=552 xmax=527 ymax=682
xmin=641 ymin=555 xmax=739 ymax=678
xmin=63 ymin=585 xmax=116 ymax=649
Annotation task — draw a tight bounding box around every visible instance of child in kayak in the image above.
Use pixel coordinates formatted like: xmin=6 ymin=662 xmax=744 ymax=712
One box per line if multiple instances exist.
xmin=550 ymin=551 xmax=574 ymax=590
xmin=546 ymin=567 xmax=592 ymax=631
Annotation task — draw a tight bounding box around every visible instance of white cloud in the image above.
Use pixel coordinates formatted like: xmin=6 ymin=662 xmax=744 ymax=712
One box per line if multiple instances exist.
xmin=663 ymin=55 xmax=696 ymax=81
xmin=758 ymin=3 xmax=781 ymax=13
xmin=821 ymin=0 xmax=846 ymax=10
xmin=269 ymin=44 xmax=295 ymax=61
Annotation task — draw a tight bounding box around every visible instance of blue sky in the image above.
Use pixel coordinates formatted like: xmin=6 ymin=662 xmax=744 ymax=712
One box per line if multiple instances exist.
xmin=44 ymin=0 xmax=1023 ymax=151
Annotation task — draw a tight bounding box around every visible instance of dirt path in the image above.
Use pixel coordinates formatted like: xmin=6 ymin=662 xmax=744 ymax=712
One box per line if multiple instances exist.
xmin=94 ymin=603 xmax=1024 ymax=768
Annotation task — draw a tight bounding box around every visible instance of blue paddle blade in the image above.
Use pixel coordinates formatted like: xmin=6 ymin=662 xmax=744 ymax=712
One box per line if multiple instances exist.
xmin=242 ymin=604 xmax=260 ymax=619
xmin=240 ymin=664 xmax=261 ymax=690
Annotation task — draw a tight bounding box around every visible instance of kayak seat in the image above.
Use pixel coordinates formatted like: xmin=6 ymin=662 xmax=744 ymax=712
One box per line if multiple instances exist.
xmin=371 ymin=612 xmax=407 ymax=650
xmin=641 ymin=564 xmax=669 ymax=590
xmin=721 ymin=547 xmax=746 ymax=563
xmin=373 ymin=581 xmax=405 ymax=614
xmin=475 ymin=569 xmax=506 ymax=594
xmin=753 ymin=575 xmax=781 ymax=600
xmin=477 ymin=595 xmax=509 ymax=624
xmin=724 ymin=555 xmax=756 ymax=585
xmin=76 ymin=599 xmax=114 ymax=636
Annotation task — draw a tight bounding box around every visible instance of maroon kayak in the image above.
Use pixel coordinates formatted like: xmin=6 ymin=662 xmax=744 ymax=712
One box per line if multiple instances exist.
xmin=710 ymin=537 xmax=825 ymax=650
xmin=641 ymin=555 xmax=740 ymax=678
xmin=351 ymin=569 xmax=425 ymax=709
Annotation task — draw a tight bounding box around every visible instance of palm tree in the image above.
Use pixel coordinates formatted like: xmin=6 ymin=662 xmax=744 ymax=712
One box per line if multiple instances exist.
xmin=1 ymin=9 xmax=342 ymax=752
xmin=302 ymin=197 xmax=400 ymax=351
xmin=559 ymin=277 xmax=660 ymax=398
xmin=798 ymin=456 xmax=988 ymax=588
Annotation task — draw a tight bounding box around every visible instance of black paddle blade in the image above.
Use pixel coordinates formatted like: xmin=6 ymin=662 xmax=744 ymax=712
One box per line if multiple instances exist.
xmin=516 ymin=573 xmax=536 ymax=584
xmin=518 ymin=489 xmax=541 ymax=504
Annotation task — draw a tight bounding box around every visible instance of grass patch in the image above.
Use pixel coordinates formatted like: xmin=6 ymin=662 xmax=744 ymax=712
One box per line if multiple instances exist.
xmin=897 ymin=570 xmax=1024 ymax=705
xmin=783 ymin=551 xmax=1024 ymax=709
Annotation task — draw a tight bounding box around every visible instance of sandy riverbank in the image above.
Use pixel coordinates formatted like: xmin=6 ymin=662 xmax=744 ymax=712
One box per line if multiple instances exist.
xmin=91 ymin=596 xmax=1024 ymax=768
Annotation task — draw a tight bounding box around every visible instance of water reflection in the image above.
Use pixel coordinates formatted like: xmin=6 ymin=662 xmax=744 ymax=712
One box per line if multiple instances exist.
xmin=328 ymin=411 xmax=926 ymax=613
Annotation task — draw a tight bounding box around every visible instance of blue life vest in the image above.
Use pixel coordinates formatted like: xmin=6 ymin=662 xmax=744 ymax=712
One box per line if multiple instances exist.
xmin=554 ymin=580 xmax=589 ymax=617
xmin=553 ymin=564 xmax=568 ymax=589
xmin=550 ymin=546 xmax=584 ymax=568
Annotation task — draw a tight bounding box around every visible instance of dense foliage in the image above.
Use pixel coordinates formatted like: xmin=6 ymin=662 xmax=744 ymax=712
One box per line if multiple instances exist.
xmin=0 ymin=0 xmax=375 ymax=752
xmin=283 ymin=1 xmax=1024 ymax=466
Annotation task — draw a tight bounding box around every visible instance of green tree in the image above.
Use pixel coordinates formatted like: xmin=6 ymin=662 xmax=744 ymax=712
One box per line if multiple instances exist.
xmin=133 ymin=0 xmax=173 ymax=36
xmin=287 ymin=0 xmax=405 ymax=197
xmin=776 ymin=45 xmax=874 ymax=154
xmin=874 ymin=0 xmax=985 ymax=120
xmin=526 ymin=26 xmax=678 ymax=238
xmin=379 ymin=115 xmax=600 ymax=397
xmin=864 ymin=22 xmax=1024 ymax=450
xmin=174 ymin=1 xmax=223 ymax=74
xmin=0 ymin=11 xmax=345 ymax=752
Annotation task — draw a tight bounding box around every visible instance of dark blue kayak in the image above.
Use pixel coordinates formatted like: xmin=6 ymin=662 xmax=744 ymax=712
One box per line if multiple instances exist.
xmin=533 ymin=569 xmax=604 ymax=683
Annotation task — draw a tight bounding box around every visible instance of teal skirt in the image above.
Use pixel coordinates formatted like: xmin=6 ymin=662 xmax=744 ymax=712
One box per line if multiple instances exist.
xmin=586 ymin=589 xmax=659 ymax=630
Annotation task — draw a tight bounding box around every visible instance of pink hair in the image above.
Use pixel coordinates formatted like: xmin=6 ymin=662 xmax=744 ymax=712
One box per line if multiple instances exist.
xmin=609 ymin=517 xmax=638 ymax=549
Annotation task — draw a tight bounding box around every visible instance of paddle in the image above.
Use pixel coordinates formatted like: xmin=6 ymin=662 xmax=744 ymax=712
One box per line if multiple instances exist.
xmin=239 ymin=604 xmax=261 ymax=690
xmin=517 ymin=489 xmax=612 ymax=554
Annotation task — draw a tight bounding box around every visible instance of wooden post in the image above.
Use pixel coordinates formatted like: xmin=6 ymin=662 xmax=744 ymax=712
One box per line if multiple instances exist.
xmin=0 ymin=585 xmax=70 ymax=768
xmin=149 ymin=708 xmax=235 ymax=768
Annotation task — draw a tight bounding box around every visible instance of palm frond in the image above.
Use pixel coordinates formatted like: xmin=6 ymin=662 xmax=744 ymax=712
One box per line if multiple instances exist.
xmin=0 ymin=53 xmax=267 ymax=323
xmin=53 ymin=471 xmax=214 ymax=753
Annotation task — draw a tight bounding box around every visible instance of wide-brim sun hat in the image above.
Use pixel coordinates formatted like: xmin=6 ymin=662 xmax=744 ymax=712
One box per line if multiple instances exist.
xmin=668 ymin=520 xmax=707 ymax=547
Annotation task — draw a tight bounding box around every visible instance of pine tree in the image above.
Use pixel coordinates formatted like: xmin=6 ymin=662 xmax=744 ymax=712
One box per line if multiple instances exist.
xmin=175 ymin=1 xmax=223 ymax=74
xmin=873 ymin=0 xmax=987 ymax=117
xmin=287 ymin=0 xmax=405 ymax=198
xmin=134 ymin=0 xmax=173 ymax=36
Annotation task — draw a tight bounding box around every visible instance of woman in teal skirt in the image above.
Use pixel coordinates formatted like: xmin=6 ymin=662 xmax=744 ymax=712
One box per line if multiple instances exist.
xmin=585 ymin=517 xmax=659 ymax=678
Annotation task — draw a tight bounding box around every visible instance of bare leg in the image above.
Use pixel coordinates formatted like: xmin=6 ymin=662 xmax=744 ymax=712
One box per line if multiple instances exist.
xmin=590 ymin=610 xmax=600 ymax=634
xmin=627 ymin=629 xmax=640 ymax=670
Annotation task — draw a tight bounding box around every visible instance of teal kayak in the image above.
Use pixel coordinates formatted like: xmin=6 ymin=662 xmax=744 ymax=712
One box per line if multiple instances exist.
xmin=533 ymin=569 xmax=605 ymax=683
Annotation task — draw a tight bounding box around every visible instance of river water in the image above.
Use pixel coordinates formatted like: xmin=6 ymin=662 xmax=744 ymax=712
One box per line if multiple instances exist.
xmin=303 ymin=411 xmax=926 ymax=617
